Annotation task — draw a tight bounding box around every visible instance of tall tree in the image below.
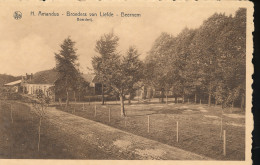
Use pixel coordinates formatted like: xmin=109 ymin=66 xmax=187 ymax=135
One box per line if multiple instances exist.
xmin=145 ymin=32 xmax=175 ymax=103
xmin=55 ymin=37 xmax=80 ymax=108
xmin=122 ymin=46 xmax=144 ymax=104
xmin=92 ymin=39 xmax=143 ymax=116
xmin=174 ymin=28 xmax=198 ymax=103
xmin=93 ymin=32 xmax=119 ymax=105
xmin=191 ymin=13 xmax=231 ymax=106
xmin=214 ymin=8 xmax=246 ymax=109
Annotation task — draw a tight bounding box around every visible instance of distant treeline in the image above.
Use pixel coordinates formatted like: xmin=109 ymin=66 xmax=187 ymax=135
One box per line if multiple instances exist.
xmin=144 ymin=8 xmax=246 ymax=109
xmin=0 ymin=74 xmax=20 ymax=87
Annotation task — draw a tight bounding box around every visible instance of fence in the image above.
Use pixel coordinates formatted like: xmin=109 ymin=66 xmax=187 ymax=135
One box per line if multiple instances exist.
xmin=55 ymin=101 xmax=245 ymax=160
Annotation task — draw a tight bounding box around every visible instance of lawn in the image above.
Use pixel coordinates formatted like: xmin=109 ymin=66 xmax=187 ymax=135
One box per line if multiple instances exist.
xmin=57 ymin=99 xmax=245 ymax=160
xmin=0 ymin=101 xmax=119 ymax=159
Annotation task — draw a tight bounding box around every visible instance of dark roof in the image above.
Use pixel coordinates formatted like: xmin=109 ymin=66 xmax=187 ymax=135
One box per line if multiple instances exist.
xmin=29 ymin=69 xmax=58 ymax=84
xmin=92 ymin=75 xmax=102 ymax=83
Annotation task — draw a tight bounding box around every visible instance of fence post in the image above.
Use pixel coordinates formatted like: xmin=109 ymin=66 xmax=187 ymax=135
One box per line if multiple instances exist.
xmin=223 ymin=130 xmax=226 ymax=156
xmin=220 ymin=116 xmax=223 ymax=138
xmin=200 ymin=99 xmax=201 ymax=105
xmin=176 ymin=121 xmax=179 ymax=142
xmin=124 ymin=117 xmax=126 ymax=128
xmin=148 ymin=115 xmax=150 ymax=133
xmin=109 ymin=108 xmax=111 ymax=122
xmin=83 ymin=103 xmax=85 ymax=111
xmin=94 ymin=105 xmax=97 ymax=117
xmin=10 ymin=104 xmax=13 ymax=123
xmin=188 ymin=99 xmax=190 ymax=104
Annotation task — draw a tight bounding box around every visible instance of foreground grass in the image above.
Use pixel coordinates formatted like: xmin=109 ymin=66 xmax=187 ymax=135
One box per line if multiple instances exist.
xmin=0 ymin=101 xmax=118 ymax=159
xmin=57 ymin=101 xmax=245 ymax=160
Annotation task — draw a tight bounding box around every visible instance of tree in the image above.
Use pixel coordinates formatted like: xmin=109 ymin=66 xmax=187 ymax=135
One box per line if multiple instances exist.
xmin=55 ymin=37 xmax=80 ymax=108
xmin=32 ymin=89 xmax=51 ymax=152
xmin=213 ymin=8 xmax=246 ymax=109
xmin=75 ymin=74 xmax=90 ymax=102
xmin=144 ymin=8 xmax=246 ymax=109
xmin=122 ymin=46 xmax=144 ymax=104
xmin=92 ymin=36 xmax=143 ymax=116
xmin=93 ymin=32 xmax=119 ymax=105
xmin=144 ymin=32 xmax=176 ymax=103
xmin=173 ymin=28 xmax=198 ymax=103
xmin=190 ymin=13 xmax=231 ymax=106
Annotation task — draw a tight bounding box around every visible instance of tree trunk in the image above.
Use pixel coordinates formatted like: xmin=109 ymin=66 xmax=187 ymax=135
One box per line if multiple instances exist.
xmin=102 ymin=83 xmax=104 ymax=105
xmin=175 ymin=96 xmax=177 ymax=104
xmin=120 ymin=95 xmax=125 ymax=117
xmin=138 ymin=89 xmax=140 ymax=103
xmin=166 ymin=91 xmax=168 ymax=104
xmin=66 ymin=88 xmax=69 ymax=108
xmin=231 ymin=101 xmax=234 ymax=113
xmin=161 ymin=90 xmax=164 ymax=103
xmin=182 ymin=94 xmax=185 ymax=104
xmin=208 ymin=83 xmax=212 ymax=106
xmin=128 ymin=93 xmax=131 ymax=104
xmin=195 ymin=93 xmax=197 ymax=104
xmin=208 ymin=93 xmax=211 ymax=106
xmin=38 ymin=117 xmax=42 ymax=152
xmin=74 ymin=91 xmax=76 ymax=102
xmin=59 ymin=98 xmax=62 ymax=107
xmin=241 ymin=95 xmax=245 ymax=110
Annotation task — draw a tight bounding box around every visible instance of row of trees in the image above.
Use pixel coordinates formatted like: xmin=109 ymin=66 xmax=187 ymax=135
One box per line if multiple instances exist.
xmin=54 ymin=8 xmax=246 ymax=116
xmin=144 ymin=8 xmax=246 ymax=109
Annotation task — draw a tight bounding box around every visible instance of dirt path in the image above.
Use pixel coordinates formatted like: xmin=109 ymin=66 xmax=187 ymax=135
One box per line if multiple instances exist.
xmin=43 ymin=106 xmax=211 ymax=160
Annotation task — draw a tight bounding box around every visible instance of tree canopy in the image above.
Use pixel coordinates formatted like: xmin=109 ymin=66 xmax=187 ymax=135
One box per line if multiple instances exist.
xmin=92 ymin=33 xmax=143 ymax=116
xmin=144 ymin=8 xmax=246 ymax=109
xmin=55 ymin=37 xmax=82 ymax=107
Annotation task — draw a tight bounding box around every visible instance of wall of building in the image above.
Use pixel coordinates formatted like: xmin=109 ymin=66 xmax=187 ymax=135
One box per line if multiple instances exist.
xmin=25 ymin=84 xmax=54 ymax=97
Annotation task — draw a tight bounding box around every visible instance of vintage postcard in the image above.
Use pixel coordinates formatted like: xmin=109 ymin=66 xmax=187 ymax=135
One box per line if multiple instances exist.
xmin=0 ymin=0 xmax=254 ymax=165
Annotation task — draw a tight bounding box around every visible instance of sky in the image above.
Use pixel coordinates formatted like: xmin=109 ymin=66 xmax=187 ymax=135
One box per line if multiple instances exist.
xmin=0 ymin=2 xmax=241 ymax=76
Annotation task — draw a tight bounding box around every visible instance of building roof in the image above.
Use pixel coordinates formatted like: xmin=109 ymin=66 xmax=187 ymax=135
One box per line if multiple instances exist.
xmin=82 ymin=74 xmax=95 ymax=83
xmin=82 ymin=74 xmax=97 ymax=87
xmin=92 ymin=75 xmax=102 ymax=83
xmin=29 ymin=69 xmax=58 ymax=84
xmin=4 ymin=79 xmax=22 ymax=86
xmin=27 ymin=69 xmax=99 ymax=86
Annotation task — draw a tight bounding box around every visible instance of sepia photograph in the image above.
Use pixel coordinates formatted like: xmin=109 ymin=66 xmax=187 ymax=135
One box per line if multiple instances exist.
xmin=0 ymin=1 xmax=254 ymax=164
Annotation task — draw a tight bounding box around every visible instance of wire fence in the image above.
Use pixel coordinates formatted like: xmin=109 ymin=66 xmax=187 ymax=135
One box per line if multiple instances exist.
xmin=55 ymin=101 xmax=245 ymax=160
xmin=0 ymin=100 xmax=245 ymax=160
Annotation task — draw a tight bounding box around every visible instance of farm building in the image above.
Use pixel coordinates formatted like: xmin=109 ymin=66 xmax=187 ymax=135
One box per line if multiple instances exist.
xmin=82 ymin=74 xmax=104 ymax=96
xmin=4 ymin=79 xmax=22 ymax=92
xmin=24 ymin=69 xmax=57 ymax=99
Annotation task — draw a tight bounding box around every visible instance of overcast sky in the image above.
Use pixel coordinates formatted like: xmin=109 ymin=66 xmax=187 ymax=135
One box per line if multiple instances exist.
xmin=0 ymin=2 xmax=241 ymax=76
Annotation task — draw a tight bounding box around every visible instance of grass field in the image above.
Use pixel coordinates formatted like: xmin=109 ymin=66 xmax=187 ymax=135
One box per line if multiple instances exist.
xmin=0 ymin=101 xmax=119 ymax=159
xmin=57 ymin=100 xmax=245 ymax=160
